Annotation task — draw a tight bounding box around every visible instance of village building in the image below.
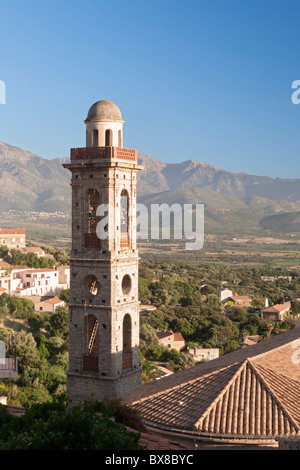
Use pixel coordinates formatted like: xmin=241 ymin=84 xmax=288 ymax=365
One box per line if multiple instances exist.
xmin=229 ymin=295 xmax=253 ymax=308
xmin=0 ymin=229 xmax=25 ymax=249
xmin=241 ymin=335 xmax=260 ymax=346
xmin=0 ymin=266 xmax=69 ymax=297
xmin=35 ymin=297 xmax=66 ymax=313
xmin=188 ymin=346 xmax=219 ymax=362
xmin=218 ymin=288 xmax=233 ymax=302
xmin=157 ymin=330 xmax=185 ymax=353
xmin=261 ymin=302 xmax=291 ymax=321
xmin=261 ymin=276 xmax=292 ymax=283
xmin=15 ymin=246 xmax=47 ymax=258
xmin=12 ymin=268 xmax=61 ymax=297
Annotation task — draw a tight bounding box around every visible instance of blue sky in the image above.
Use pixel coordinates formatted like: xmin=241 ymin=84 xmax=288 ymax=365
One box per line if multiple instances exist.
xmin=0 ymin=0 xmax=300 ymax=177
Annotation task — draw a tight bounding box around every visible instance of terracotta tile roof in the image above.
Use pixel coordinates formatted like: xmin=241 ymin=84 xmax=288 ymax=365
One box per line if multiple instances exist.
xmin=6 ymin=405 xmax=26 ymax=416
xmin=262 ymin=302 xmax=291 ymax=313
xmin=242 ymin=335 xmax=260 ymax=346
xmin=157 ymin=330 xmax=184 ymax=342
xmin=157 ymin=330 xmax=173 ymax=340
xmin=173 ymin=332 xmax=185 ymax=342
xmin=125 ymin=327 xmax=300 ymax=441
xmin=138 ymin=432 xmax=186 ymax=450
xmin=25 ymin=269 xmax=57 ymax=273
xmin=231 ymin=295 xmax=252 ymax=301
xmin=21 ymin=247 xmax=44 ymax=253
xmin=42 ymin=297 xmax=64 ymax=305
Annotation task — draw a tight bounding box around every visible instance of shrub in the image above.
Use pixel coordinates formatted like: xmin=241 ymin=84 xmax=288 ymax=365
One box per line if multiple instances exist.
xmin=0 ymin=398 xmax=144 ymax=450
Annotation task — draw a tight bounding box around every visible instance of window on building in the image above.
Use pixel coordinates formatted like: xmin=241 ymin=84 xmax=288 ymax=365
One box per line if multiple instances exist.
xmin=93 ymin=129 xmax=98 ymax=147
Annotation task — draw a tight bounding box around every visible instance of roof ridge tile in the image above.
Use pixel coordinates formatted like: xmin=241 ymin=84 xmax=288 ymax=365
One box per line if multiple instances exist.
xmin=249 ymin=360 xmax=300 ymax=433
xmin=194 ymin=360 xmax=248 ymax=431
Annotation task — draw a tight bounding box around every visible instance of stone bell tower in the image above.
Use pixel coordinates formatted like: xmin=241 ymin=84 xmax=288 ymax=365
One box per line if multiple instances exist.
xmin=63 ymin=100 xmax=142 ymax=404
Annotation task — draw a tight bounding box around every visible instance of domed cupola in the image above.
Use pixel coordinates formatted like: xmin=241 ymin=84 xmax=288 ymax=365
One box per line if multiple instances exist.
xmin=85 ymin=100 xmax=124 ymax=148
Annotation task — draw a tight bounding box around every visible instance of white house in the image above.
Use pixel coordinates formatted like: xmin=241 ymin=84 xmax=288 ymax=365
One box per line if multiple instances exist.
xmin=13 ymin=268 xmax=61 ymax=296
xmin=188 ymin=346 xmax=219 ymax=362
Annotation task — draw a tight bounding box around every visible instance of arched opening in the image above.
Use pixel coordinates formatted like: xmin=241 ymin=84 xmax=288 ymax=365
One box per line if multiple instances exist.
xmin=92 ymin=129 xmax=98 ymax=147
xmin=105 ymin=129 xmax=113 ymax=146
xmin=82 ymin=274 xmax=100 ymax=296
xmin=83 ymin=314 xmax=99 ymax=372
xmin=122 ymin=314 xmax=132 ymax=372
xmin=85 ymin=189 xmax=101 ymax=248
xmin=120 ymin=189 xmax=130 ymax=249
xmin=122 ymin=274 xmax=132 ymax=295
xmin=118 ymin=130 xmax=122 ymax=147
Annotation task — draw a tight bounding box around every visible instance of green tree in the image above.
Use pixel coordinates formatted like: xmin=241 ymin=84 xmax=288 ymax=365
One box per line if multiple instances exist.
xmin=48 ymin=308 xmax=69 ymax=339
xmin=59 ymin=289 xmax=70 ymax=304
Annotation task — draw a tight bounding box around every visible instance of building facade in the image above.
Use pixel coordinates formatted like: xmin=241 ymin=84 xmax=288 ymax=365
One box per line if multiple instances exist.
xmin=63 ymin=100 xmax=143 ymax=404
xmin=157 ymin=330 xmax=185 ymax=353
xmin=0 ymin=229 xmax=25 ymax=249
xmin=261 ymin=302 xmax=291 ymax=321
xmin=12 ymin=268 xmax=60 ymax=296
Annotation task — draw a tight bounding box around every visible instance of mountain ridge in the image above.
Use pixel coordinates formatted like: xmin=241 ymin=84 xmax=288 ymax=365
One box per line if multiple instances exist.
xmin=0 ymin=141 xmax=300 ymax=234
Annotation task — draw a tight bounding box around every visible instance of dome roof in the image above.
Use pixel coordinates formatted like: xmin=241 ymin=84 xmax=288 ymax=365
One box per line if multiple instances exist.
xmin=85 ymin=100 xmax=123 ymax=122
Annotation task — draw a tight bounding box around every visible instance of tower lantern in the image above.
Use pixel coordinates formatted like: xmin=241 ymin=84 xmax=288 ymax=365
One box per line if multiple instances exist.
xmin=85 ymin=99 xmax=124 ymax=148
xmin=63 ymin=100 xmax=142 ymax=404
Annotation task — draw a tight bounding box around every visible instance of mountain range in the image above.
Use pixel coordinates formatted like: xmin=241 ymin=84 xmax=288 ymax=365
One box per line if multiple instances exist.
xmin=0 ymin=141 xmax=299 ymax=234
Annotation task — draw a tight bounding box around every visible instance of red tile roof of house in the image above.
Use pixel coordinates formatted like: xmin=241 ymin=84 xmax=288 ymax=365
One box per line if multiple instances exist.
xmin=262 ymin=302 xmax=291 ymax=313
xmin=43 ymin=297 xmax=64 ymax=305
xmin=173 ymin=332 xmax=185 ymax=342
xmin=0 ymin=229 xmax=25 ymax=235
xmin=157 ymin=331 xmax=184 ymax=342
xmin=157 ymin=330 xmax=173 ymax=340
xmin=231 ymin=295 xmax=252 ymax=300
xmin=25 ymin=269 xmax=57 ymax=273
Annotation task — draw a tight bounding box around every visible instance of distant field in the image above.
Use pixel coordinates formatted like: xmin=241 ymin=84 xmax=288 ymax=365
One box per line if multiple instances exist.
xmin=138 ymin=232 xmax=300 ymax=269
xmin=1 ymin=213 xmax=300 ymax=269
xmin=0 ymin=215 xmax=71 ymax=249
